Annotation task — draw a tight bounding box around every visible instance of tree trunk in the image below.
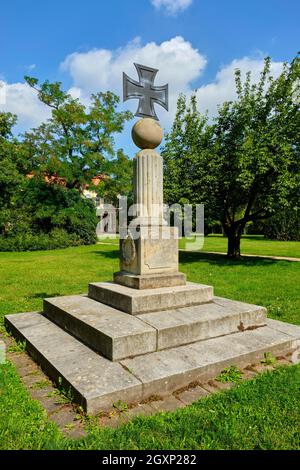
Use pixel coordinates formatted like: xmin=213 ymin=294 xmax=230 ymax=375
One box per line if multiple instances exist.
xmin=226 ymin=227 xmax=242 ymax=259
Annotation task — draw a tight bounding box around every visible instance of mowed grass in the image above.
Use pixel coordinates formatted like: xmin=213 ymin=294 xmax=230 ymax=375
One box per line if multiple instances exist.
xmin=0 ymin=240 xmax=300 ymax=449
xmin=1 ymin=360 xmax=300 ymax=450
xmin=180 ymin=234 xmax=300 ymax=258
xmin=0 ymin=241 xmax=299 ymax=324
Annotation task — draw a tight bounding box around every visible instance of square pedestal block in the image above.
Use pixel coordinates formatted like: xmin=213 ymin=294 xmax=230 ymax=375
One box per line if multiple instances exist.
xmin=120 ymin=225 xmax=179 ymax=276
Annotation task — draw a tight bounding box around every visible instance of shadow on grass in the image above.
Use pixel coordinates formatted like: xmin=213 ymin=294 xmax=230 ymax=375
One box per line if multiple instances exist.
xmin=91 ymin=245 xmax=288 ymax=266
xmin=28 ymin=292 xmax=61 ymax=299
xmin=179 ymin=251 xmax=279 ymax=267
xmin=90 ymin=249 xmax=119 ymax=260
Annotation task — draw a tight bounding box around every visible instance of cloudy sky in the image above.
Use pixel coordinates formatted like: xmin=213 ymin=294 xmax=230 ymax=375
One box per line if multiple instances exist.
xmin=0 ymin=0 xmax=299 ymax=154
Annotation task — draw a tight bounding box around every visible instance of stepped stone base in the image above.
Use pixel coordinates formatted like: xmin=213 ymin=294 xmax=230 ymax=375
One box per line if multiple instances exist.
xmin=113 ymin=271 xmax=187 ymax=290
xmin=5 ymin=312 xmax=300 ymax=414
xmin=88 ymin=281 xmax=214 ymax=315
xmin=42 ymin=295 xmax=266 ymax=360
xmin=4 ymin=271 xmax=299 ymax=415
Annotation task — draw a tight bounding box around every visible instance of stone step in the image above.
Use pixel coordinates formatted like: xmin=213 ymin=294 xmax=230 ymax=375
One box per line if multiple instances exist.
xmin=5 ymin=312 xmax=300 ymax=415
xmin=88 ymin=281 xmax=214 ymax=315
xmin=5 ymin=312 xmax=143 ymax=414
xmin=44 ymin=295 xmax=266 ymax=360
xmin=121 ymin=319 xmax=300 ymax=397
xmin=43 ymin=295 xmax=157 ymax=361
xmin=137 ymin=296 xmax=267 ymax=351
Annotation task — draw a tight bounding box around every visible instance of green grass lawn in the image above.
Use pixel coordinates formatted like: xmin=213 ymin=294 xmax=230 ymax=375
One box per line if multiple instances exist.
xmin=0 ymin=242 xmax=299 ymax=324
xmin=0 ymin=240 xmax=300 ymax=449
xmin=180 ymin=234 xmax=300 ymax=258
xmin=1 ymin=360 xmax=300 ymax=450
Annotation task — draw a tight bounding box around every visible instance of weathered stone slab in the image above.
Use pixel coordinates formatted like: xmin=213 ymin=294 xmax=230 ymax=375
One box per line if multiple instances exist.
xmin=266 ymin=318 xmax=300 ymax=339
xmin=121 ymin=324 xmax=300 ymax=398
xmin=43 ymin=295 xmax=157 ymax=361
xmin=0 ymin=340 xmax=5 ymax=364
xmin=5 ymin=310 xmax=300 ymax=415
xmin=88 ymin=281 xmax=214 ymax=315
xmin=5 ymin=312 xmax=142 ymax=414
xmin=114 ymin=271 xmax=186 ymax=290
xmin=137 ymin=297 xmax=267 ymax=350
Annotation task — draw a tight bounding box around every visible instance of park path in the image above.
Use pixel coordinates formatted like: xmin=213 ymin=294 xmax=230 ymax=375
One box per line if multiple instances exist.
xmin=195 ymin=251 xmax=300 ymax=262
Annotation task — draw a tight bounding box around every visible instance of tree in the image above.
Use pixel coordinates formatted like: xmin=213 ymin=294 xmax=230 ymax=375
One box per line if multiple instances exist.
xmin=163 ymin=95 xmax=215 ymax=233
xmin=0 ymin=112 xmax=29 ymax=236
xmin=23 ymin=77 xmax=132 ymax=191
xmin=100 ymin=149 xmax=133 ymax=207
xmin=0 ymin=79 xmax=134 ymax=251
xmin=0 ymin=111 xmax=97 ymax=249
xmin=163 ymin=54 xmax=300 ymax=258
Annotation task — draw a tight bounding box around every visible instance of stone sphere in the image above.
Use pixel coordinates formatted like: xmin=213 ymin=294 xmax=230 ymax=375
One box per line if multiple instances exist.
xmin=132 ymin=118 xmax=163 ymax=149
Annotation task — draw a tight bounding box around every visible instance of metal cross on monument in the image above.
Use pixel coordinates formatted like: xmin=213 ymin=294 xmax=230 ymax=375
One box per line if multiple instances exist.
xmin=123 ymin=63 xmax=168 ymax=120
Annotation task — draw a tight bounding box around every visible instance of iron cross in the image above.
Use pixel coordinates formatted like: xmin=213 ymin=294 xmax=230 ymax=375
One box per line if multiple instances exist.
xmin=123 ymin=63 xmax=168 ymax=121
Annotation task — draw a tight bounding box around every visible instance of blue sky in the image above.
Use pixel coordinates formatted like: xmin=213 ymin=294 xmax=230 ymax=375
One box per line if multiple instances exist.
xmin=0 ymin=0 xmax=299 ymax=154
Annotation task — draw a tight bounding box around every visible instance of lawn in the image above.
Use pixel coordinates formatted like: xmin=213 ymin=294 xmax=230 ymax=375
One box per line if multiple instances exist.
xmin=1 ymin=360 xmax=300 ymax=450
xmin=0 ymin=241 xmax=299 ymax=324
xmin=0 ymin=240 xmax=300 ymax=449
xmin=180 ymin=234 xmax=300 ymax=258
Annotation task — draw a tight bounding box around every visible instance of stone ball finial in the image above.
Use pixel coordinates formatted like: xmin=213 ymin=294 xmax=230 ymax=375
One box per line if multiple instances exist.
xmin=132 ymin=118 xmax=163 ymax=150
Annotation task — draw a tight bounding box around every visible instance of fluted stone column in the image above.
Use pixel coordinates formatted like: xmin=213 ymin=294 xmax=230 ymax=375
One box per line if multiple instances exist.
xmin=133 ymin=149 xmax=164 ymax=224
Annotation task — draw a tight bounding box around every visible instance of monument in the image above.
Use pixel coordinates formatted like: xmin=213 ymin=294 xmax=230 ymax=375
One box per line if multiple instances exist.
xmin=5 ymin=64 xmax=300 ymax=415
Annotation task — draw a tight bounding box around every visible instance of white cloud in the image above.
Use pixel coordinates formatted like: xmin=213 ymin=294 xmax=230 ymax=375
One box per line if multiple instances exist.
xmin=0 ymin=81 xmax=6 ymax=105
xmin=61 ymin=39 xmax=283 ymax=127
xmin=26 ymin=64 xmax=36 ymax=72
xmin=151 ymin=0 xmax=193 ymax=15
xmin=195 ymin=56 xmax=283 ymax=117
xmin=0 ymin=81 xmax=50 ymax=132
xmin=61 ymin=36 xmax=207 ymax=124
xmin=0 ymin=37 xmax=284 ymax=138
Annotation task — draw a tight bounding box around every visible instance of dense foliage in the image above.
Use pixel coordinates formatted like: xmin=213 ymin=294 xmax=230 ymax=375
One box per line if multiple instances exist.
xmin=0 ymin=80 xmax=133 ymax=251
xmin=263 ymin=207 xmax=300 ymax=241
xmin=163 ymin=54 xmax=300 ymax=258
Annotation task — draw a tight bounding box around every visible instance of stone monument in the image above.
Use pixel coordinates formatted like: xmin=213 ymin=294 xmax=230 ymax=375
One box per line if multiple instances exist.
xmin=5 ymin=63 xmax=300 ymax=415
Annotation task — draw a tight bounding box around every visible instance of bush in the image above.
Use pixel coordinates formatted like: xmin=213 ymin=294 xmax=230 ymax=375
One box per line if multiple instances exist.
xmin=0 ymin=229 xmax=86 ymax=252
xmin=0 ymin=180 xmax=98 ymax=251
xmin=263 ymin=208 xmax=300 ymax=241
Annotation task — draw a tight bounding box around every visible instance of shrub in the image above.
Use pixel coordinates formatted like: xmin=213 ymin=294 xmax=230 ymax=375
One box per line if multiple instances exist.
xmin=0 ymin=229 xmax=85 ymax=252
xmin=0 ymin=181 xmax=98 ymax=251
xmin=263 ymin=208 xmax=300 ymax=241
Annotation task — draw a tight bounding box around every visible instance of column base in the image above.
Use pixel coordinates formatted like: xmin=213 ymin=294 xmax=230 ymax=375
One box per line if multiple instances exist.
xmin=114 ymin=271 xmax=187 ymax=290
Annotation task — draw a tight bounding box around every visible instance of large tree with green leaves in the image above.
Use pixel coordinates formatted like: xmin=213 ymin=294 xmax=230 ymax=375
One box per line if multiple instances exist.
xmin=0 ymin=112 xmax=29 ymax=236
xmin=163 ymin=54 xmax=300 ymax=258
xmin=24 ymin=77 xmax=132 ymax=192
xmin=0 ymin=79 xmax=134 ymax=251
